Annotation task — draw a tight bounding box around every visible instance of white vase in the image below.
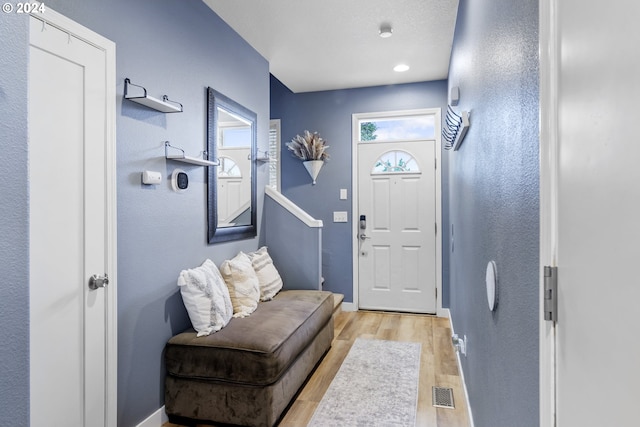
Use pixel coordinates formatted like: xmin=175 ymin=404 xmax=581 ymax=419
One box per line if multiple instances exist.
xmin=303 ymin=160 xmax=324 ymax=185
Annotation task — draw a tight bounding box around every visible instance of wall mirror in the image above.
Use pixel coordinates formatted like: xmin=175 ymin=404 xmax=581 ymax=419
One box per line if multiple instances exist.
xmin=207 ymin=87 xmax=257 ymax=243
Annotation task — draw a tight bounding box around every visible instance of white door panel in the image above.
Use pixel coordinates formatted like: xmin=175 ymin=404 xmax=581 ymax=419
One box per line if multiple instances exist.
xmin=358 ymin=140 xmax=436 ymax=313
xmin=29 ymin=13 xmax=114 ymax=427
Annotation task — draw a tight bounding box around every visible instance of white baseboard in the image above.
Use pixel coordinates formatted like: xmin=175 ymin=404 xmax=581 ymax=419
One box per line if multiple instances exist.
xmin=136 ymin=405 xmax=168 ymax=427
xmin=448 ymin=315 xmax=475 ymax=427
xmin=437 ymin=307 xmax=450 ymax=318
xmin=341 ymin=302 xmax=357 ymax=312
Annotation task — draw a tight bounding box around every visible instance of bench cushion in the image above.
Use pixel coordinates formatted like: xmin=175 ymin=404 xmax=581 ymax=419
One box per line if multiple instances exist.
xmin=165 ymin=290 xmax=333 ymax=386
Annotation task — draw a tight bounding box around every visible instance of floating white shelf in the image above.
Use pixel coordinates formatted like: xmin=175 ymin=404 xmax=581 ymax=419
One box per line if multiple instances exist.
xmin=124 ymin=78 xmax=183 ymax=113
xmin=165 ymin=141 xmax=219 ymax=167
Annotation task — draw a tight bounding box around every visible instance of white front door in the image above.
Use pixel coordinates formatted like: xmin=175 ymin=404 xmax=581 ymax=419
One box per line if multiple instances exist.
xmin=357 ymin=140 xmax=437 ymax=313
xmin=29 ymin=11 xmax=116 ymax=427
xmin=540 ymin=1 xmax=640 ymax=425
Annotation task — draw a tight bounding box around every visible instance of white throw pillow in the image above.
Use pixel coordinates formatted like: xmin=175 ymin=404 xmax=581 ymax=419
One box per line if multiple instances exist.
xmin=220 ymin=252 xmax=261 ymax=318
xmin=247 ymin=246 xmax=283 ymax=301
xmin=177 ymin=259 xmax=233 ymax=337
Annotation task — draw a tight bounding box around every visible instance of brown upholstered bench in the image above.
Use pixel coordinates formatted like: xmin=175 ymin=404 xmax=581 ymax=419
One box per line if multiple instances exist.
xmin=164 ymin=290 xmax=334 ymax=427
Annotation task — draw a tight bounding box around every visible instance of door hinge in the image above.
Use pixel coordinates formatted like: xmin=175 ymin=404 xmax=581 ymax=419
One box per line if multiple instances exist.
xmin=435 ymin=223 xmax=438 ymax=235
xmin=435 ymin=287 xmax=438 ymax=299
xmin=543 ymin=266 xmax=558 ymax=322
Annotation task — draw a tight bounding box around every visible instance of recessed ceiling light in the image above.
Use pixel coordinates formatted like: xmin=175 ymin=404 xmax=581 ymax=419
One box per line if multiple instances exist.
xmin=393 ymin=64 xmax=410 ymax=72
xmin=379 ymin=25 xmax=393 ymax=38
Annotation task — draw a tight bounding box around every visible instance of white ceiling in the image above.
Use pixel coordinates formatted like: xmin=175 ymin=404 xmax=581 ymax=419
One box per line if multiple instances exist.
xmin=203 ymin=0 xmax=460 ymax=93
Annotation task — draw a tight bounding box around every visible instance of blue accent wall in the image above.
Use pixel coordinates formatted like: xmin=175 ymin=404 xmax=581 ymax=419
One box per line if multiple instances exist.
xmin=0 ymin=15 xmax=30 ymax=426
xmin=447 ymin=0 xmax=539 ymax=426
xmin=264 ymin=194 xmax=322 ymax=290
xmin=2 ymin=1 xmax=269 ymax=425
xmin=271 ymin=76 xmax=450 ymax=305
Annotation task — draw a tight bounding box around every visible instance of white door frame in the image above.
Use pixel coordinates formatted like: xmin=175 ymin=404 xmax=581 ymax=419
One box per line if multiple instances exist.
xmin=539 ymin=0 xmax=557 ymax=425
xmin=29 ymin=8 xmax=117 ymax=426
xmin=351 ymin=109 xmax=444 ymax=317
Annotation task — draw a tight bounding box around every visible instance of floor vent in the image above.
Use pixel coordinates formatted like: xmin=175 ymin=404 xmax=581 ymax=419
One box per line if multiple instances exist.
xmin=432 ymin=386 xmax=455 ymax=409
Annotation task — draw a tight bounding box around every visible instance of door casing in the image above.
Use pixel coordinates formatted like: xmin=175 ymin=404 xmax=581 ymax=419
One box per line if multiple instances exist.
xmin=539 ymin=0 xmax=557 ymax=425
xmin=351 ymin=109 xmax=445 ymax=316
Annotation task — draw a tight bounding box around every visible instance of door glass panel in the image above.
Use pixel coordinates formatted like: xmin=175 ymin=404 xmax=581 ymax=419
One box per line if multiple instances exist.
xmin=372 ymin=150 xmax=420 ymax=174
xmin=218 ymin=156 xmax=241 ymax=177
xmin=359 ymin=114 xmax=435 ymax=142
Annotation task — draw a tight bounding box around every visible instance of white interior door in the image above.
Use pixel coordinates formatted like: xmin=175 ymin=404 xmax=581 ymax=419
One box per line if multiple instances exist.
xmin=29 ymin=12 xmax=116 ymax=427
xmin=357 ymin=140 xmax=437 ymax=313
xmin=217 ymin=147 xmax=251 ymax=225
xmin=540 ymin=1 xmax=640 ymax=425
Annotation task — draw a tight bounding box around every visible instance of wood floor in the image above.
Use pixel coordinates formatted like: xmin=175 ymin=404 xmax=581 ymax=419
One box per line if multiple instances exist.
xmin=166 ymin=310 xmax=470 ymax=427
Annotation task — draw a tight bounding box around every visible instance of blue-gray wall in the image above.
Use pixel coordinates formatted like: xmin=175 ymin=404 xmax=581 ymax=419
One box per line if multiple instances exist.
xmin=264 ymin=194 xmax=322 ymax=290
xmin=0 ymin=15 xmax=30 ymax=426
xmin=447 ymin=0 xmax=539 ymax=426
xmin=271 ymin=77 xmax=450 ymax=305
xmin=1 ymin=1 xmax=269 ymax=425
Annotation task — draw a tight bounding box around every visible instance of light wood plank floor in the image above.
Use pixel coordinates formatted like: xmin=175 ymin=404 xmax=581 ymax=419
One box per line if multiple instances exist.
xmin=166 ymin=311 xmax=470 ymax=427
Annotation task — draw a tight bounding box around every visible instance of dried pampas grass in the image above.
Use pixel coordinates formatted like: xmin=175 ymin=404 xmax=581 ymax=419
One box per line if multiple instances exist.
xmin=286 ymin=130 xmax=330 ymax=161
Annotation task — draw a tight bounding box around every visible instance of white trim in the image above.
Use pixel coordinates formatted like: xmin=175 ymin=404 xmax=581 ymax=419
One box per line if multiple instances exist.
xmin=135 ymin=406 xmax=168 ymax=427
xmin=340 ymin=302 xmax=358 ymax=312
xmin=351 ymin=108 xmax=443 ymax=315
xmin=449 ymin=314 xmax=475 ymax=427
xmin=438 ymin=307 xmax=450 ymax=319
xmin=539 ymin=0 xmax=558 ymax=426
xmin=264 ymin=186 xmax=323 ymax=227
xmin=29 ymin=6 xmax=118 ymax=427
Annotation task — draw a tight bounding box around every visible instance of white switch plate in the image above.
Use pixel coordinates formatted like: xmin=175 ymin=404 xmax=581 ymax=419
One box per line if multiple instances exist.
xmin=340 ymin=188 xmax=348 ymax=200
xmin=333 ymin=211 xmax=348 ymax=222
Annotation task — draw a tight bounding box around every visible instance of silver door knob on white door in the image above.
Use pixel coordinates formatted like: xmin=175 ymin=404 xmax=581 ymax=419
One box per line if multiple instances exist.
xmin=88 ymin=274 xmax=109 ymax=290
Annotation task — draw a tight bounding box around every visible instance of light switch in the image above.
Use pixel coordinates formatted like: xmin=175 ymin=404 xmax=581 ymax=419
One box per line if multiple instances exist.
xmin=333 ymin=211 xmax=348 ymax=222
xmin=340 ymin=188 xmax=348 ymax=200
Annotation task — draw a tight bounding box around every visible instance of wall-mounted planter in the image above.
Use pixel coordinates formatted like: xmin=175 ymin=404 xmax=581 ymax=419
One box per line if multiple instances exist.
xmin=303 ymin=160 xmax=324 ymax=185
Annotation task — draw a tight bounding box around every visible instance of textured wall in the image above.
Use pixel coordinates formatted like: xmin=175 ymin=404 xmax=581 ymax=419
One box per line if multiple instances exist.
xmin=271 ymin=77 xmax=450 ymax=305
xmin=447 ymin=0 xmax=539 ymax=426
xmin=7 ymin=0 xmax=269 ymax=425
xmin=0 ymin=15 xmax=30 ymax=426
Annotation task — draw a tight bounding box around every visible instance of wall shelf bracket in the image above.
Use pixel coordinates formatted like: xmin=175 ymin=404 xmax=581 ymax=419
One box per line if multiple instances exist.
xmin=124 ymin=78 xmax=183 ymax=113
xmin=256 ymin=150 xmax=270 ymax=162
xmin=165 ymin=141 xmax=219 ymax=166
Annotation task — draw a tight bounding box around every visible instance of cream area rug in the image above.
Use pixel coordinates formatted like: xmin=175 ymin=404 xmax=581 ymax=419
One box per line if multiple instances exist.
xmin=308 ymin=338 xmax=421 ymax=427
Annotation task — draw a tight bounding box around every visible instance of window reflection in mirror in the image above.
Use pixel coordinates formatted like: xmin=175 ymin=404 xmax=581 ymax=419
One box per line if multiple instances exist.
xmin=216 ymin=108 xmax=252 ymax=228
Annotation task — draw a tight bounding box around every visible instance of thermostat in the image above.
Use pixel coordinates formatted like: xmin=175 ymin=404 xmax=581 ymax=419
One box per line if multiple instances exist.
xmin=171 ymin=169 xmax=188 ymax=192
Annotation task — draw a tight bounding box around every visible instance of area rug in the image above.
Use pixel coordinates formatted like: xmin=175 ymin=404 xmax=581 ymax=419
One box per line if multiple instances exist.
xmin=308 ymin=338 xmax=421 ymax=427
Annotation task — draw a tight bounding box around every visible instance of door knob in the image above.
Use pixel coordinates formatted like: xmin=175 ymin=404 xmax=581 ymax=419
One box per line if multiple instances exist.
xmin=359 ymin=233 xmax=371 ymax=241
xmin=89 ymin=274 xmax=109 ymax=290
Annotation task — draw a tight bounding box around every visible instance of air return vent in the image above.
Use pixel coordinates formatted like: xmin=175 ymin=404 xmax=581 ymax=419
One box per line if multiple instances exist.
xmin=432 ymin=386 xmax=455 ymax=409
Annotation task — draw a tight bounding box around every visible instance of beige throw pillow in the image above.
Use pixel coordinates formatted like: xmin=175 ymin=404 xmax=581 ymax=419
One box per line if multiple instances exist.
xmin=247 ymin=246 xmax=283 ymax=301
xmin=220 ymin=252 xmax=260 ymax=318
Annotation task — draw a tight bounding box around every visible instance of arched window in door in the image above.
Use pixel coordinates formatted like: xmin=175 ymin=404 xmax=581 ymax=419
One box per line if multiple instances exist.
xmin=371 ymin=150 xmax=420 ymax=174
xmin=217 ymin=156 xmax=242 ymax=177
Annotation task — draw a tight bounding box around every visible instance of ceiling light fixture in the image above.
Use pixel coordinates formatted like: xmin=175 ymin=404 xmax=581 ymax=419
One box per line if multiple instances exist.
xmin=393 ymin=64 xmax=410 ymax=72
xmin=379 ymin=24 xmax=393 ymax=38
